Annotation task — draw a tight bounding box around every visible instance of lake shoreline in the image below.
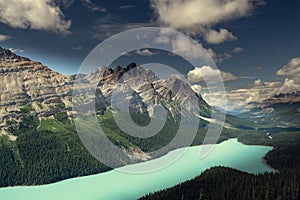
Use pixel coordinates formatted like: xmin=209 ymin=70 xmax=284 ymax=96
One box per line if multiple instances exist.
xmin=0 ymin=138 xmax=275 ymax=190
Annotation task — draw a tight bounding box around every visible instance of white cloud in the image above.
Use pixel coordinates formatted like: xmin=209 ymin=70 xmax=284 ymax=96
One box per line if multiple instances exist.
xmin=154 ymin=35 xmax=170 ymax=44
xmin=278 ymin=78 xmax=299 ymax=93
xmin=204 ymin=78 xmax=300 ymax=112
xmin=152 ymin=0 xmax=264 ymax=30
xmin=151 ymin=0 xmax=258 ymax=29
xmin=8 ymin=48 xmax=24 ymax=54
xmin=254 ymin=79 xmax=261 ymax=86
xmin=151 ymin=0 xmax=265 ymax=44
xmin=170 ymin=34 xmax=208 ymax=60
xmin=153 ymin=31 xmax=212 ymax=61
xmin=0 ymin=0 xmax=71 ymax=34
xmin=233 ymin=47 xmax=244 ymax=54
xmin=118 ymin=5 xmax=136 ymax=10
xmin=201 ymin=57 xmax=300 ymax=112
xmin=0 ymin=34 xmax=10 ymax=41
xmin=204 ymin=28 xmax=237 ymax=44
xmin=82 ymin=0 xmax=106 ymax=12
xmin=135 ymin=49 xmax=155 ymax=56
xmin=276 ymin=57 xmax=300 ymax=84
xmin=187 ymin=65 xmax=237 ymax=83
xmin=191 ymin=84 xmax=202 ymax=94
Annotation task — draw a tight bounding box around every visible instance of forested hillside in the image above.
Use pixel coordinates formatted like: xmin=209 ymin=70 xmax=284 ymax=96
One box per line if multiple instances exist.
xmin=140 ymin=135 xmax=300 ymax=200
xmin=140 ymin=167 xmax=300 ymax=200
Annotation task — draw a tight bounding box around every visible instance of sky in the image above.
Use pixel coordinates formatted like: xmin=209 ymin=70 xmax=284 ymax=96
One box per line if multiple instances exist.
xmin=0 ymin=0 xmax=299 ymax=112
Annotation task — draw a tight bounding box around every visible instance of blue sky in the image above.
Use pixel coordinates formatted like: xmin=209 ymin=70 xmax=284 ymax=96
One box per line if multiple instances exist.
xmin=0 ymin=0 xmax=299 ymax=112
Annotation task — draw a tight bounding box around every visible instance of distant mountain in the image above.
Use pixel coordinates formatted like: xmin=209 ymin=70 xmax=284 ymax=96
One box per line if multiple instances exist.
xmin=261 ymin=91 xmax=300 ymax=107
xmin=239 ymin=91 xmax=300 ymax=127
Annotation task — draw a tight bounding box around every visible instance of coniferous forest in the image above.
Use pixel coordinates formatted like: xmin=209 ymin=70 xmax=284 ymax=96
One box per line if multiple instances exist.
xmin=140 ymin=167 xmax=300 ymax=200
xmin=140 ymin=138 xmax=300 ymax=200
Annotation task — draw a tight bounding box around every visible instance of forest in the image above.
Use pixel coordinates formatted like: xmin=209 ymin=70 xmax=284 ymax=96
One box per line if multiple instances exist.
xmin=140 ymin=136 xmax=300 ymax=200
xmin=140 ymin=167 xmax=300 ymax=200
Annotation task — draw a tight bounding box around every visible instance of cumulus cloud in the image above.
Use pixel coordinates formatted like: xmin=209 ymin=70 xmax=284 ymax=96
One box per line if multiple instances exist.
xmin=276 ymin=57 xmax=300 ymax=84
xmin=200 ymin=57 xmax=300 ymax=112
xmin=204 ymin=28 xmax=237 ymax=44
xmin=153 ymin=31 xmax=213 ymax=61
xmin=170 ymin=34 xmax=207 ymax=60
xmin=203 ymin=76 xmax=300 ymax=112
xmin=135 ymin=49 xmax=155 ymax=56
xmin=187 ymin=66 xmax=237 ymax=83
xmin=151 ymin=0 xmax=265 ymax=44
xmin=0 ymin=0 xmax=71 ymax=34
xmin=0 ymin=34 xmax=10 ymax=41
xmin=191 ymin=84 xmax=202 ymax=94
xmin=151 ymin=0 xmax=259 ymax=29
xmin=233 ymin=47 xmax=244 ymax=54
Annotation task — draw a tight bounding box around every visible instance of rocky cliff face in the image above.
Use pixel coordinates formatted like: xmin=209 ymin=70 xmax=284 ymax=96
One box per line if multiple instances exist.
xmin=0 ymin=48 xmax=73 ymax=124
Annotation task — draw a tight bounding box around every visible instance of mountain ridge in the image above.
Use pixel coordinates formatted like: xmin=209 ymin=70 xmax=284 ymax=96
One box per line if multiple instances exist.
xmin=0 ymin=47 xmax=210 ymax=128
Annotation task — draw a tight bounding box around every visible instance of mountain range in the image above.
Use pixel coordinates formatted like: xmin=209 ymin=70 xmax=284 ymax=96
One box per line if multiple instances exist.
xmin=0 ymin=47 xmax=211 ymax=127
xmin=240 ymin=91 xmax=300 ymax=127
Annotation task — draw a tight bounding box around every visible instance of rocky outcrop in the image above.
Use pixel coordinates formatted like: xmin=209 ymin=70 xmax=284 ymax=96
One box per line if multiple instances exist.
xmin=0 ymin=48 xmax=73 ymax=121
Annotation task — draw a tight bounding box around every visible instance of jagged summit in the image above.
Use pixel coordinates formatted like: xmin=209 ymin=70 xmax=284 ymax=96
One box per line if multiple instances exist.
xmin=0 ymin=47 xmax=29 ymax=63
xmin=0 ymin=47 xmax=73 ymax=124
xmin=0 ymin=47 xmax=16 ymax=58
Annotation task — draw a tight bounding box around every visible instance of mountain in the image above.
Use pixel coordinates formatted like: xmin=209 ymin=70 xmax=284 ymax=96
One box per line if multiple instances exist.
xmin=0 ymin=47 xmax=210 ymax=126
xmin=239 ymin=91 xmax=300 ymax=127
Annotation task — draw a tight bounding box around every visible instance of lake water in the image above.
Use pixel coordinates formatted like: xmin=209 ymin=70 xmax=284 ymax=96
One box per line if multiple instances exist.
xmin=0 ymin=139 xmax=274 ymax=200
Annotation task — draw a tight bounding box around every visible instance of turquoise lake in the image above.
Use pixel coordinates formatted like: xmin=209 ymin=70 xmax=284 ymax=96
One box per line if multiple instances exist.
xmin=0 ymin=139 xmax=274 ymax=200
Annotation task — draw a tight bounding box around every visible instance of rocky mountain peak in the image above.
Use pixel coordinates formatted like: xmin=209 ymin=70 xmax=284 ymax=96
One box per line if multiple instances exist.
xmin=0 ymin=47 xmax=29 ymax=63
xmin=0 ymin=47 xmax=73 ymax=126
xmin=0 ymin=47 xmax=16 ymax=58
